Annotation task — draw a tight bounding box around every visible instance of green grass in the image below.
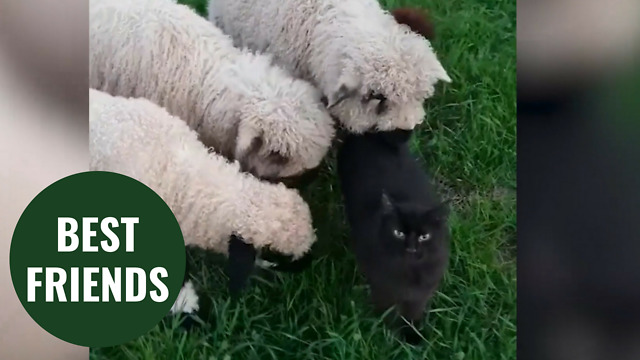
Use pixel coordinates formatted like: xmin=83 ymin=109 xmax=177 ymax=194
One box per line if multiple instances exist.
xmin=91 ymin=0 xmax=516 ymax=358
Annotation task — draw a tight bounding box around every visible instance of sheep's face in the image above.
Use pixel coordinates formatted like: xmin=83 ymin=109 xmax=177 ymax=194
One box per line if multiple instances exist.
xmin=233 ymin=84 xmax=335 ymax=182
xmin=267 ymin=186 xmax=317 ymax=259
xmin=234 ymin=133 xmax=294 ymax=180
xmin=326 ymin=88 xmax=429 ymax=134
xmin=324 ymin=21 xmax=451 ymax=134
xmin=242 ymin=182 xmax=317 ymax=259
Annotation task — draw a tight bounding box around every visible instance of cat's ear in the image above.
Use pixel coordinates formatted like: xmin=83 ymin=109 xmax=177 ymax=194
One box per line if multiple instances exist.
xmin=427 ymin=201 xmax=450 ymax=223
xmin=381 ymin=190 xmax=394 ymax=214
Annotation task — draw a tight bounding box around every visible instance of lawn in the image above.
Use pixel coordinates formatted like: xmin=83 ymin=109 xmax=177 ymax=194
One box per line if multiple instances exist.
xmin=91 ymin=0 xmax=516 ymax=358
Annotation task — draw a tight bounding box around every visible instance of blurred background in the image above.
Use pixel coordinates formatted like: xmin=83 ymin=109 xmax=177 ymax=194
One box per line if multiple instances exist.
xmin=0 ymin=0 xmax=87 ymax=359
xmin=0 ymin=0 xmax=639 ymax=359
xmin=518 ymin=0 xmax=640 ymax=359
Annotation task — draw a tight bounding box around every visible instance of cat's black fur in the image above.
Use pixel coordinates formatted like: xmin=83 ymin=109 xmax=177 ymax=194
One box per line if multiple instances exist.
xmin=337 ymin=129 xmax=450 ymax=344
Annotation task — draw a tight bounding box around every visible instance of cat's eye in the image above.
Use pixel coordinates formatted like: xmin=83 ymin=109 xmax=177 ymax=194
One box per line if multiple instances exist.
xmin=418 ymin=233 xmax=431 ymax=242
xmin=393 ymin=229 xmax=405 ymax=239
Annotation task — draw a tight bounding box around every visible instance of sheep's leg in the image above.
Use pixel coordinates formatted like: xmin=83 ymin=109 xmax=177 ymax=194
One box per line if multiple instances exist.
xmin=226 ymin=234 xmax=257 ymax=298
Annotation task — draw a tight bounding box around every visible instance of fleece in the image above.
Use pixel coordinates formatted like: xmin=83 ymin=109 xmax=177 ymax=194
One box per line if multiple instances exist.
xmin=89 ymin=89 xmax=317 ymax=259
xmin=90 ymin=0 xmax=335 ymax=180
xmin=208 ymin=0 xmax=451 ymax=133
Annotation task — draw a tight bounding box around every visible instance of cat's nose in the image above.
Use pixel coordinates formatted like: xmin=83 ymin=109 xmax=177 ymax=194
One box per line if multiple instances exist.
xmin=406 ymin=248 xmax=417 ymax=253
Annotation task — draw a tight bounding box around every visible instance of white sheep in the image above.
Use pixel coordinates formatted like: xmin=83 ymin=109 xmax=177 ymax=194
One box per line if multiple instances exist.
xmin=208 ymin=0 xmax=452 ymax=134
xmin=89 ymin=0 xmax=335 ymax=181
xmin=89 ymin=88 xmax=316 ymax=266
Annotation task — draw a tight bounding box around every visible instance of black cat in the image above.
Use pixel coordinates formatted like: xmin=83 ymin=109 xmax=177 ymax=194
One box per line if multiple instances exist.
xmin=337 ymin=129 xmax=450 ymax=344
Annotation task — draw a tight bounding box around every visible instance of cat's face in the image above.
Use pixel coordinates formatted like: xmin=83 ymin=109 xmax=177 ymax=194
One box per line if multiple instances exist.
xmin=378 ymin=192 xmax=449 ymax=260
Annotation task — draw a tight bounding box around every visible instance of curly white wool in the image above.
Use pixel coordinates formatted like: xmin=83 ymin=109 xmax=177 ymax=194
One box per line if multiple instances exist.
xmin=89 ymin=89 xmax=317 ymax=259
xmin=90 ymin=0 xmax=335 ymax=180
xmin=208 ymin=0 xmax=451 ymax=133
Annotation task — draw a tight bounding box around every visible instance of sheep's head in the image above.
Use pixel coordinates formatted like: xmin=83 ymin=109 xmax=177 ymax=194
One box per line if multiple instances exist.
xmin=233 ymin=73 xmax=335 ymax=183
xmin=239 ymin=181 xmax=317 ymax=260
xmin=323 ymin=8 xmax=450 ymax=135
xmin=226 ymin=52 xmax=334 ymax=183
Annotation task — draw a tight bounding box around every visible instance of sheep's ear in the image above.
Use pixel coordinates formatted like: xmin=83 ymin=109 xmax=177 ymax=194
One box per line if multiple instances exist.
xmin=235 ymin=123 xmax=263 ymax=164
xmin=326 ymin=71 xmax=360 ymax=109
xmin=226 ymin=234 xmax=257 ymax=299
xmin=326 ymin=84 xmax=355 ymax=109
xmin=432 ymin=59 xmax=452 ymax=83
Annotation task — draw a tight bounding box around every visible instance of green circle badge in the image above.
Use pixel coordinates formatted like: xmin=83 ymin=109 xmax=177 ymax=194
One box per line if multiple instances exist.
xmin=10 ymin=171 xmax=186 ymax=347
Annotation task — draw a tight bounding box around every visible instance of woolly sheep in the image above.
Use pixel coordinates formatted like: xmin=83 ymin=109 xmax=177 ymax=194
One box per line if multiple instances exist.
xmin=208 ymin=0 xmax=452 ymax=134
xmin=89 ymin=0 xmax=335 ymax=182
xmin=89 ymin=88 xmax=316 ymax=265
